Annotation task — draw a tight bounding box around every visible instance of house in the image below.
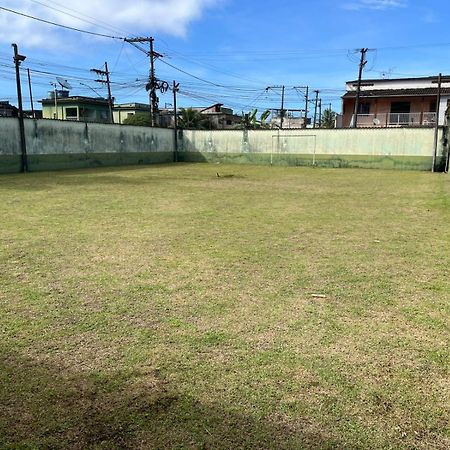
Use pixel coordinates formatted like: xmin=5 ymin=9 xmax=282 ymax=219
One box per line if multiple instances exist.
xmin=23 ymin=110 xmax=43 ymax=119
xmin=0 ymin=101 xmax=18 ymax=117
xmin=195 ymin=103 xmax=242 ymax=129
xmin=113 ymin=103 xmax=151 ymax=124
xmin=159 ymin=103 xmax=241 ymax=129
xmin=41 ymin=90 xmax=110 ymax=123
xmin=342 ymin=75 xmax=450 ymax=128
xmin=270 ymin=110 xmax=309 ymax=129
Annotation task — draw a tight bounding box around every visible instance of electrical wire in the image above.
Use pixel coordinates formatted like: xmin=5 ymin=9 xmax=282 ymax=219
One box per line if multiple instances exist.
xmin=0 ymin=6 xmax=124 ymax=40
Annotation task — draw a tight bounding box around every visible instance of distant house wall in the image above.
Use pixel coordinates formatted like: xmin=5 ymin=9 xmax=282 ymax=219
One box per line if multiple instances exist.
xmin=342 ymin=75 xmax=450 ymax=127
xmin=42 ymin=98 xmax=110 ymax=123
xmin=113 ymin=104 xmax=151 ymax=124
xmin=343 ymin=97 xmax=440 ymax=127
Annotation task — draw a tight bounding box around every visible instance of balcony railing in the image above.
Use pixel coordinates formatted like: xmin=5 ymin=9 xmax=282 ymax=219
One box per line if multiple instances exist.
xmin=352 ymin=112 xmax=436 ymax=127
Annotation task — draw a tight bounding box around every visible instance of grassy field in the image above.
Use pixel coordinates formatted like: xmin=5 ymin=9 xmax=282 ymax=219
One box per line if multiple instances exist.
xmin=0 ymin=163 xmax=449 ymax=449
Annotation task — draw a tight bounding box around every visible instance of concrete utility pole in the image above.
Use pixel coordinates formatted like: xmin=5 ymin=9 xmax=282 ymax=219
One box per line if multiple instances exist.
xmin=293 ymin=86 xmax=309 ymax=128
xmin=91 ymin=62 xmax=114 ymax=124
xmin=318 ymin=99 xmax=322 ymax=128
xmin=432 ymin=73 xmax=442 ymax=172
xmin=149 ymin=38 xmax=157 ymax=126
xmin=12 ymin=43 xmax=28 ymax=173
xmin=353 ymin=48 xmax=368 ymax=128
xmin=173 ymin=80 xmax=180 ymax=162
xmin=266 ymin=85 xmax=286 ymax=129
xmin=313 ymin=90 xmax=320 ymax=128
xmin=27 ymin=68 xmax=35 ymax=119
xmin=304 ymin=86 xmax=309 ymax=128
xmin=124 ymin=37 xmax=165 ymax=127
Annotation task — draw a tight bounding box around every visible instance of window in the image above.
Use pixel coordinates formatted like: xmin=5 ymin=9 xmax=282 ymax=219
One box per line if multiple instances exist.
xmin=65 ymin=107 xmax=77 ymax=120
xmin=430 ymin=101 xmax=437 ymax=112
xmin=358 ymin=102 xmax=370 ymax=114
xmin=390 ymin=102 xmax=411 ymax=114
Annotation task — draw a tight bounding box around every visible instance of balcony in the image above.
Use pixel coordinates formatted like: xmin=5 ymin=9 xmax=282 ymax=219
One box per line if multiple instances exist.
xmin=352 ymin=112 xmax=436 ymax=128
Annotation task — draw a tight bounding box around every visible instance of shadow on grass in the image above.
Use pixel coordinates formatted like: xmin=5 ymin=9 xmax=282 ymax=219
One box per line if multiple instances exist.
xmin=0 ymin=163 xmax=207 ymax=192
xmin=0 ymin=350 xmax=341 ymax=449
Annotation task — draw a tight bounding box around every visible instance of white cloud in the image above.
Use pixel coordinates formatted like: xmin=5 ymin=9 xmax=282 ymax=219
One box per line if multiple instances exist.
xmin=0 ymin=0 xmax=221 ymax=48
xmin=342 ymin=0 xmax=408 ymax=10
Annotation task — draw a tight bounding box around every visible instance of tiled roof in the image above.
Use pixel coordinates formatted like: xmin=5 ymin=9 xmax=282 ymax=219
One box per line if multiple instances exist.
xmin=343 ymin=87 xmax=450 ymax=99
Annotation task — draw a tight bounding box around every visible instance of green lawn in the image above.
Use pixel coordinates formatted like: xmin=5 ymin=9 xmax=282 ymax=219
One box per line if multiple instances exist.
xmin=0 ymin=164 xmax=449 ymax=449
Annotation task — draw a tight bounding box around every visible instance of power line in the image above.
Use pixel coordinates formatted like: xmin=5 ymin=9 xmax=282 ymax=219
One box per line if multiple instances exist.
xmin=25 ymin=0 xmax=131 ymax=36
xmin=0 ymin=6 xmax=123 ymax=40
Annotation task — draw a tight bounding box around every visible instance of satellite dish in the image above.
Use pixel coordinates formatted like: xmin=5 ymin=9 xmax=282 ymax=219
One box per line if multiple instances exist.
xmin=373 ymin=118 xmax=381 ymax=126
xmin=56 ymin=77 xmax=72 ymax=90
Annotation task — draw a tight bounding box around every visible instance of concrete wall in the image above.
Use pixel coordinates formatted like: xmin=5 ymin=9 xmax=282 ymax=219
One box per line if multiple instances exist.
xmin=0 ymin=118 xmax=174 ymax=173
xmin=179 ymin=127 xmax=446 ymax=171
xmin=1 ymin=118 xmax=447 ymax=173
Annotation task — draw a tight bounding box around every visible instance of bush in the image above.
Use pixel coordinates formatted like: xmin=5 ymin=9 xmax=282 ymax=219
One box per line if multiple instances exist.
xmin=123 ymin=113 xmax=152 ymax=127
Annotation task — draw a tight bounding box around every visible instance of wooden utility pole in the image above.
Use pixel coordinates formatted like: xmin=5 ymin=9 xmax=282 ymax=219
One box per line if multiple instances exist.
xmin=353 ymin=48 xmax=368 ymax=128
xmin=91 ymin=62 xmax=114 ymax=123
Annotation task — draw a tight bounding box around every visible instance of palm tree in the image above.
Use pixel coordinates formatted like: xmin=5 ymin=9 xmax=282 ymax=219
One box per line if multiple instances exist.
xmin=179 ymin=107 xmax=213 ymax=129
xmin=321 ymin=108 xmax=337 ymax=128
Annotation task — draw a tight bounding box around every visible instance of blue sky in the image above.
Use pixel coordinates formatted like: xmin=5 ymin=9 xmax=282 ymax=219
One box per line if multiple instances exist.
xmin=0 ymin=0 xmax=449 ymax=114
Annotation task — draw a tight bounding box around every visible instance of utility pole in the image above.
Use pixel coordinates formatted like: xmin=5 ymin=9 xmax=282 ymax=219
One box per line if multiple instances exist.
xmin=318 ymin=99 xmax=322 ymax=128
xmin=353 ymin=48 xmax=368 ymax=128
xmin=51 ymin=82 xmax=58 ymax=119
xmin=304 ymin=86 xmax=309 ymax=128
xmin=173 ymin=80 xmax=180 ymax=162
xmin=432 ymin=73 xmax=442 ymax=172
xmin=91 ymin=62 xmax=114 ymax=124
xmin=313 ymin=90 xmax=319 ymax=128
xmin=149 ymin=38 xmax=157 ymax=127
xmin=27 ymin=68 xmax=35 ymax=119
xmin=124 ymin=37 xmax=164 ymax=127
xmin=293 ymin=86 xmax=309 ymax=128
xmin=12 ymin=43 xmax=28 ymax=173
xmin=266 ymin=85 xmax=286 ymax=129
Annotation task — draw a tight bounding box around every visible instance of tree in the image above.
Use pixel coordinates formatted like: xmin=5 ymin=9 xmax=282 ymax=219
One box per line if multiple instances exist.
xmin=122 ymin=113 xmax=151 ymax=127
xmin=178 ymin=107 xmax=214 ymax=130
xmin=321 ymin=109 xmax=337 ymax=128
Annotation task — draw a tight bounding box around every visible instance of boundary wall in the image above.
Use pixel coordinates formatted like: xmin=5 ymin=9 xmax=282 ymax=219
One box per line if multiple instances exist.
xmin=0 ymin=118 xmax=173 ymax=173
xmin=179 ymin=128 xmax=447 ymax=171
xmin=0 ymin=118 xmax=447 ymax=173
